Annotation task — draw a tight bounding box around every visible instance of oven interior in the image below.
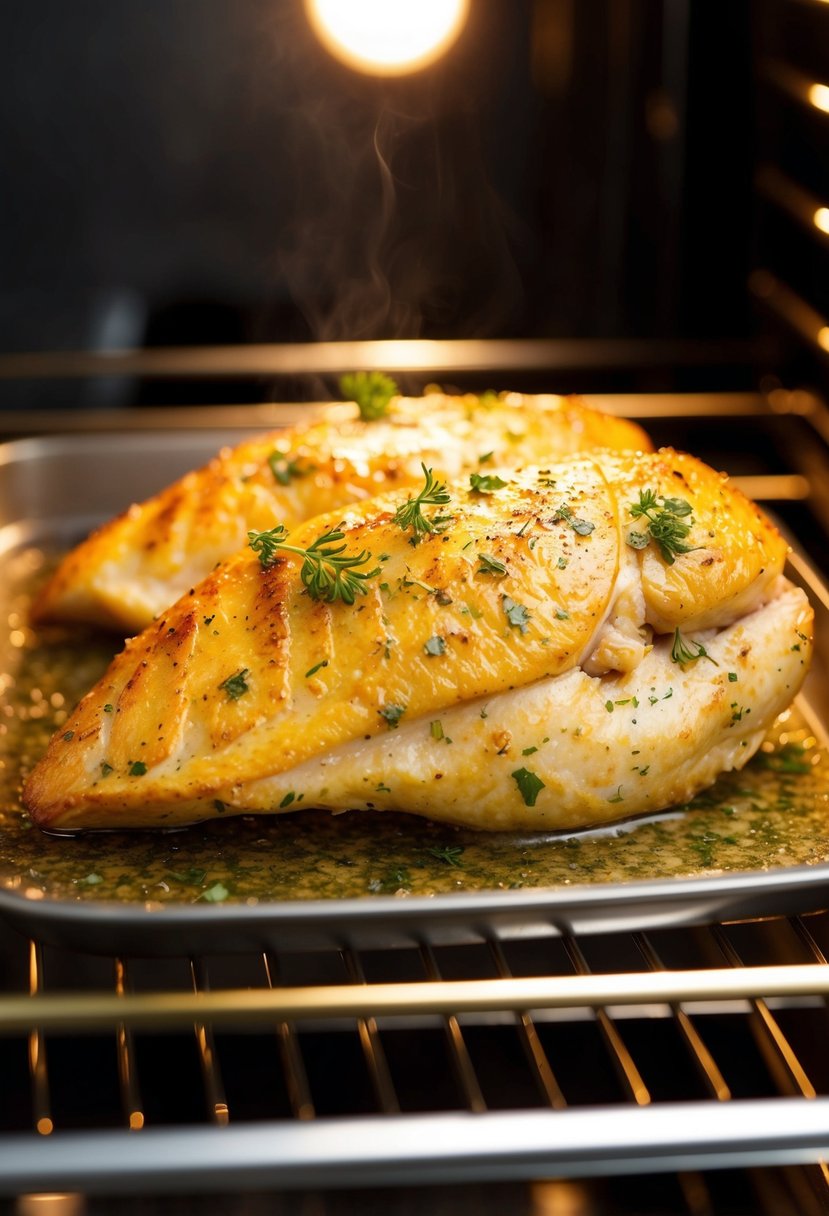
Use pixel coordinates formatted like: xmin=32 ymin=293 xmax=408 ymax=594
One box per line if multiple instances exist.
xmin=1 ymin=0 xmax=829 ymax=1214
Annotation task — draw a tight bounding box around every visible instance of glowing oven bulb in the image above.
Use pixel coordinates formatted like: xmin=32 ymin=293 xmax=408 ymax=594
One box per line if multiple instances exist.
xmin=305 ymin=0 xmax=469 ymax=76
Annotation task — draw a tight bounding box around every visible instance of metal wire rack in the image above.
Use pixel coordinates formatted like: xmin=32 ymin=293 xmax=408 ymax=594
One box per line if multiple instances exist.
xmin=2 ymin=909 xmax=829 ymax=1214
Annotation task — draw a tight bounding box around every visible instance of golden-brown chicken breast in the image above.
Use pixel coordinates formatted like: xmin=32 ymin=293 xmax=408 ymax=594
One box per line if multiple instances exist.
xmin=32 ymin=391 xmax=651 ymax=633
xmin=24 ymin=449 xmax=810 ymax=833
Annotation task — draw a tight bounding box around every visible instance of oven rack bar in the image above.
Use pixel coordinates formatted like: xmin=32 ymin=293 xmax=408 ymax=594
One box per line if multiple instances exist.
xmin=1 ymin=1099 xmax=829 ymax=1194
xmin=2 ymin=961 xmax=829 ymax=1034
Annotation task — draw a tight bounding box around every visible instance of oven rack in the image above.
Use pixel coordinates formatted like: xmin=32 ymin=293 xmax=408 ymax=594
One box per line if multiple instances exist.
xmin=2 ymin=911 xmax=829 ymax=1210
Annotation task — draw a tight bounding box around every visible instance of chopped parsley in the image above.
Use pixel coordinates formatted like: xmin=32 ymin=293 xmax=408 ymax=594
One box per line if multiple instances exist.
xmin=512 ymin=767 xmax=545 ymax=806
xmin=430 ymin=720 xmax=445 ymax=740
xmin=502 ymin=595 xmax=531 ymax=634
xmin=427 ymin=845 xmax=464 ymax=867
xmin=608 ymin=786 xmax=625 ymax=803
xmin=249 ymin=525 xmax=380 ymax=604
xmin=627 ymin=490 xmax=696 ymax=564
xmin=728 ymin=672 xmax=738 ymax=682
xmin=305 ymin=660 xmax=329 ymax=679
xmin=100 ymin=761 xmax=114 ymax=777
xmin=554 ymin=504 xmax=595 ymax=536
xmin=128 ymin=761 xmax=147 ymax=777
xmin=62 ymin=731 xmax=74 ymax=741
xmin=339 ymin=371 xmax=398 ymax=420
xmin=477 ymin=553 xmax=507 ymax=576
xmin=198 ymin=882 xmax=230 ymax=904
xmin=469 ymin=471 xmax=508 ymax=493
xmin=379 ymin=704 xmax=406 ymax=729
xmin=424 ymin=635 xmax=446 ymax=656
xmin=103 ymin=704 xmax=114 ymax=714
xmin=219 ymin=668 xmax=250 ymax=700
xmin=268 ymin=452 xmax=307 ymax=486
xmin=279 ymin=792 xmax=296 ymax=808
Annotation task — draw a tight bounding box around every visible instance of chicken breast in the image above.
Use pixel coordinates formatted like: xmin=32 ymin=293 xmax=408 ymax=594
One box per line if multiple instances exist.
xmin=32 ymin=391 xmax=650 ymax=633
xmin=24 ymin=448 xmax=810 ymax=834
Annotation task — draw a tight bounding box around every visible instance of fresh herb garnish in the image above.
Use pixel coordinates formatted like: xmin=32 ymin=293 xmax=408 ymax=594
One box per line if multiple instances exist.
xmin=279 ymin=792 xmax=295 ymax=808
xmin=379 ymin=704 xmax=406 ymax=729
xmin=671 ymin=628 xmax=719 ymax=667
xmin=305 ymin=660 xmax=329 ymax=679
xmin=469 ymin=471 xmax=508 ymax=494
xmin=424 ymin=635 xmax=446 ymax=656
xmin=430 ymin=720 xmax=445 ymax=740
xmin=553 ymin=504 xmax=595 ymax=536
xmin=339 ymin=371 xmax=398 ymax=420
xmin=128 ymin=761 xmax=147 ymax=777
xmin=393 ymin=465 xmax=452 ymax=539
xmin=502 ymin=595 xmax=531 ymax=634
xmin=100 ymin=761 xmax=114 ymax=777
xmin=512 ymin=767 xmax=545 ymax=806
xmin=427 ymin=845 xmax=464 ymax=867
xmin=628 ymin=490 xmax=696 ymax=564
xmin=218 ymin=668 xmax=250 ymax=700
xmin=268 ymin=452 xmax=307 ymax=486
xmin=249 ymin=525 xmax=380 ymax=604
xmin=477 ymin=553 xmax=507 ymax=576
xmin=198 ymin=882 xmax=230 ymax=904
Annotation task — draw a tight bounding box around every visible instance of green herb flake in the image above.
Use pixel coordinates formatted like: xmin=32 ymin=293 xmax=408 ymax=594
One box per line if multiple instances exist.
xmin=100 ymin=761 xmax=114 ymax=777
xmin=555 ymin=609 xmax=570 ymax=620
xmin=512 ymin=767 xmax=546 ymax=807
xmin=522 ymin=745 xmax=538 ymax=756
xmin=268 ymin=452 xmax=306 ymax=486
xmin=213 ymin=800 xmax=227 ymax=813
xmin=728 ymin=672 xmax=738 ymax=682
xmin=62 ymin=731 xmax=74 ymax=741
xmin=199 ymin=882 xmax=230 ymax=904
xmin=424 ymin=635 xmax=446 ymax=657
xmin=279 ymin=792 xmax=296 ymax=808
xmin=608 ymin=786 xmax=625 ymax=804
xmin=339 ymin=371 xmax=398 ymax=420
xmin=502 ymin=595 xmax=531 ymax=635
xmin=477 ymin=552 xmax=507 ymax=576
xmin=469 ymin=471 xmax=508 ymax=494
xmin=430 ymin=720 xmax=445 ymax=740
xmin=380 ymin=704 xmax=406 ymax=729
xmin=554 ymin=504 xmax=595 ymax=536
xmin=128 ymin=761 xmax=147 ymax=777
xmin=219 ymin=668 xmax=250 ymax=701
xmin=427 ymin=845 xmax=464 ymax=868
xmin=478 ymin=451 xmax=494 ymax=464
xmin=305 ymin=660 xmax=329 ymax=679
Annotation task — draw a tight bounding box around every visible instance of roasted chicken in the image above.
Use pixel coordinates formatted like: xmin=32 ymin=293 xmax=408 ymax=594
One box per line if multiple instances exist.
xmin=33 ymin=391 xmax=650 ymax=633
xmin=25 ymin=449 xmax=812 ymax=833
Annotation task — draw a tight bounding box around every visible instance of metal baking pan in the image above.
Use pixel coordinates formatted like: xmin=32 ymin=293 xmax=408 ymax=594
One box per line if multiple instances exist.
xmin=2 ymin=427 xmax=829 ymax=955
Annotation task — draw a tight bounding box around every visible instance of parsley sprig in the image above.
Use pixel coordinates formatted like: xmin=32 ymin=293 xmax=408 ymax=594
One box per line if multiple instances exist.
xmin=248 ymin=525 xmax=379 ymax=605
xmin=339 ymin=371 xmax=398 ymax=420
xmin=393 ymin=464 xmax=452 ymax=539
xmin=627 ymin=490 xmax=696 ymax=564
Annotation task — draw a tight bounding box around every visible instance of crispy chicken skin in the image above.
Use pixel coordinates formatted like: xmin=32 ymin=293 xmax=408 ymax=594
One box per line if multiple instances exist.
xmin=32 ymin=392 xmax=651 ymax=633
xmin=24 ymin=449 xmax=811 ymax=833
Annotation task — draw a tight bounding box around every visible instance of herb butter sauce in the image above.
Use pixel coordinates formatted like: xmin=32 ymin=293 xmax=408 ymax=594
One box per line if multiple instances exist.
xmin=2 ymin=546 xmax=828 ymax=906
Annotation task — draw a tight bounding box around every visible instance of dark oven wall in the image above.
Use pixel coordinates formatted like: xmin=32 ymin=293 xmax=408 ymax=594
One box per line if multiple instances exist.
xmin=0 ymin=1 xmax=768 ymax=407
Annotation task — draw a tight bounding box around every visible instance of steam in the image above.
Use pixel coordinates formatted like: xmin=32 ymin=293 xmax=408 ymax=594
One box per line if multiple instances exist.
xmin=272 ymin=52 xmax=526 ymax=345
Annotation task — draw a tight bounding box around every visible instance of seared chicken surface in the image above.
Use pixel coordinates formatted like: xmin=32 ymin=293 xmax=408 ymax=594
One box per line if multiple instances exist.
xmin=33 ymin=392 xmax=650 ymax=633
xmin=25 ymin=449 xmax=811 ymax=833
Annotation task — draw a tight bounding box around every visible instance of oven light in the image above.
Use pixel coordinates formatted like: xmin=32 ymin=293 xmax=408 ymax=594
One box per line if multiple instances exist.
xmin=808 ymin=83 xmax=829 ymax=113
xmin=819 ymin=326 xmax=829 ymax=353
xmin=816 ymin=207 xmax=829 ymax=235
xmin=305 ymin=0 xmax=469 ymax=76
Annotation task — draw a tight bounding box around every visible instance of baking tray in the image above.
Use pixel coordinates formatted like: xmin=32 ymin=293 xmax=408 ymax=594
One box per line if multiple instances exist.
xmin=2 ymin=428 xmax=829 ymax=955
